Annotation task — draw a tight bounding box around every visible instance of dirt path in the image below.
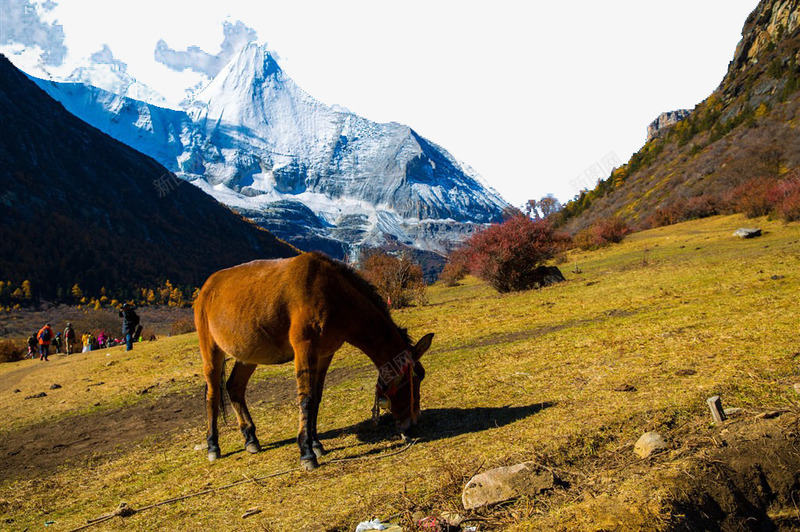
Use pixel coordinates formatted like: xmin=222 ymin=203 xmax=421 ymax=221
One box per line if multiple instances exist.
xmin=0 ymin=365 xmax=371 ymax=480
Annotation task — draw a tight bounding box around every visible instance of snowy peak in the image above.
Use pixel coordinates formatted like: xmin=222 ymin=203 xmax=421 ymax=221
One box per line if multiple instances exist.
xmin=198 ymin=43 xmax=282 ymax=102
xmin=20 ymin=40 xmax=509 ymax=256
xmin=66 ymin=61 xmax=170 ymax=108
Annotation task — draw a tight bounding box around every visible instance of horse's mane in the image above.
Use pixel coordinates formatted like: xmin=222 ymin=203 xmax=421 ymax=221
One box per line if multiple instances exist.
xmin=310 ymin=252 xmax=411 ymax=345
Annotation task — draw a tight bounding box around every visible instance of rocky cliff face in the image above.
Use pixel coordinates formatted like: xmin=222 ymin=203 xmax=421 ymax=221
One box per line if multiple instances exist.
xmin=725 ymin=0 xmax=799 ymax=82
xmin=646 ymin=110 xmax=692 ymax=142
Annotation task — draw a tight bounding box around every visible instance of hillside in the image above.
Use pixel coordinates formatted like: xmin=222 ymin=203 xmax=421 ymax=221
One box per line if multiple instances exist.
xmin=559 ymin=0 xmax=800 ymax=233
xmin=0 ymin=54 xmax=297 ymax=300
xmin=1 ymin=214 xmax=799 ymax=530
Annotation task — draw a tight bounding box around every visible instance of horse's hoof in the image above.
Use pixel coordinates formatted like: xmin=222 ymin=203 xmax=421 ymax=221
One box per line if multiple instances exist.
xmin=312 ymin=444 xmax=325 ymax=458
xmin=300 ymin=457 xmax=319 ymax=471
xmin=208 ymin=451 xmax=220 ymax=463
xmin=245 ymin=442 xmax=261 ymax=454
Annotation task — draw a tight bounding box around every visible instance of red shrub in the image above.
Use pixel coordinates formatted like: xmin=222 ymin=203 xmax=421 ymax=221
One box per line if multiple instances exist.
xmin=768 ymin=178 xmax=800 ymax=222
xmin=574 ymin=217 xmax=631 ymax=250
xmin=359 ymin=251 xmax=426 ymax=308
xmin=681 ymin=195 xmax=721 ymax=220
xmin=644 ymin=196 xmax=721 ymax=229
xmin=462 ymin=214 xmax=562 ymax=293
xmin=439 ymin=261 xmax=468 ymax=287
xmin=731 ymin=177 xmax=775 ymax=218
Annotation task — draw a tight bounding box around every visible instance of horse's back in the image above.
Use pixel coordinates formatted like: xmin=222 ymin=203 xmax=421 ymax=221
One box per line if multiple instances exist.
xmin=194 ymin=254 xmax=339 ymax=364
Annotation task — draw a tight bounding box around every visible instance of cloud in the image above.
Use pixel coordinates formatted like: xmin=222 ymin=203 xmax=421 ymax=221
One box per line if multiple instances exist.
xmin=90 ymin=43 xmax=126 ymax=70
xmin=154 ymin=20 xmax=258 ymax=78
xmin=0 ymin=0 xmax=67 ymax=66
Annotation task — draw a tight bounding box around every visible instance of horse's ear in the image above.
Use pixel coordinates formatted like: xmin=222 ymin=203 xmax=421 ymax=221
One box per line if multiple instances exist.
xmin=412 ymin=333 xmax=434 ymax=360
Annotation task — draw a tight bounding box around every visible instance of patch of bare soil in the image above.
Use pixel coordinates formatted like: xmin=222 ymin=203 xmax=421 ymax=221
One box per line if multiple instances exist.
xmin=666 ymin=414 xmax=800 ymax=531
xmin=0 ymin=365 xmax=371 ymax=480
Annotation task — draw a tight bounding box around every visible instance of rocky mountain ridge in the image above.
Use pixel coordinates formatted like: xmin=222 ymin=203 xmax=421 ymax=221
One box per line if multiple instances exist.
xmin=26 ymin=43 xmax=508 ymax=258
xmin=646 ymin=110 xmax=692 ymax=142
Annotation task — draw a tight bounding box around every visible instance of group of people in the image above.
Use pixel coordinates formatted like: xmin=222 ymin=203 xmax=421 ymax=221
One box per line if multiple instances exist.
xmin=27 ymin=304 xmax=142 ymax=361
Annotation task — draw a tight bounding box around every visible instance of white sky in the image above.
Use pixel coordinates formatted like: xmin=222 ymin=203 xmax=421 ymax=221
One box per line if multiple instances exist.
xmin=5 ymin=0 xmax=759 ymax=207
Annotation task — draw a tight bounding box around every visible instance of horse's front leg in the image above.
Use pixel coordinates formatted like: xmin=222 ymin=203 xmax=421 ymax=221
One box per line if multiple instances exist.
xmin=292 ymin=330 xmax=320 ymax=470
xmin=309 ymin=353 xmax=334 ymax=459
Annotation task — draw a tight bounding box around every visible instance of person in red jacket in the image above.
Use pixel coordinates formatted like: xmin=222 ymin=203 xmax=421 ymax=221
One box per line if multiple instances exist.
xmin=37 ymin=323 xmax=54 ymax=361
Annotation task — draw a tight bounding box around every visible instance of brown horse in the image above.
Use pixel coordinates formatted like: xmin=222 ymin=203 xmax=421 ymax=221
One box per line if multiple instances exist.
xmin=194 ymin=252 xmax=433 ymax=469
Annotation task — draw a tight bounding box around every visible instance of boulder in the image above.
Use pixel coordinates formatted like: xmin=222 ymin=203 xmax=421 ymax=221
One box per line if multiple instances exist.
xmin=462 ymin=462 xmax=555 ymax=510
xmin=533 ymin=266 xmax=566 ymax=288
xmin=634 ymin=432 xmax=667 ymax=458
xmin=733 ymin=228 xmax=761 ymax=239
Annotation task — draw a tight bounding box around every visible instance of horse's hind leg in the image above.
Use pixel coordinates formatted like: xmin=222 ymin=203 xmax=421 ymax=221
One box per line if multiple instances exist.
xmin=227 ymin=361 xmax=260 ymax=454
xmin=202 ymin=344 xmax=225 ymax=462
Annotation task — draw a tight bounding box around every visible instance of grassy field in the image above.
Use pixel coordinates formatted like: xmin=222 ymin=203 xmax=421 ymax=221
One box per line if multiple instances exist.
xmin=1 ymin=214 xmax=799 ymax=531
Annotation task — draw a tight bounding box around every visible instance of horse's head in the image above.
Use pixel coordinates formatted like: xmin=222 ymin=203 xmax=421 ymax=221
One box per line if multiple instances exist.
xmin=376 ymin=333 xmax=434 ymax=437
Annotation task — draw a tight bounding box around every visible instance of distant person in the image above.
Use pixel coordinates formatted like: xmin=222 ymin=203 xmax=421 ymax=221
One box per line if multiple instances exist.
xmin=37 ymin=323 xmax=54 ymax=361
xmin=119 ymin=303 xmax=140 ymax=351
xmin=97 ymin=331 xmax=107 ymax=349
xmin=53 ymin=332 xmax=63 ymax=354
xmin=27 ymin=333 xmax=37 ymax=359
xmin=64 ymin=323 xmax=76 ymax=354
xmin=82 ymin=331 xmax=93 ymax=353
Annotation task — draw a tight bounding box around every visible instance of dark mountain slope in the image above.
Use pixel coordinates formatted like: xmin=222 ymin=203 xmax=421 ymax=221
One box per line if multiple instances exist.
xmin=558 ymin=0 xmax=800 ymax=233
xmin=0 ymin=54 xmax=297 ymax=300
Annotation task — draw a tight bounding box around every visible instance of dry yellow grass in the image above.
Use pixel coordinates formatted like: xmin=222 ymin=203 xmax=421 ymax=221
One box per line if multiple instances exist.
xmin=1 ymin=214 xmax=799 ymax=531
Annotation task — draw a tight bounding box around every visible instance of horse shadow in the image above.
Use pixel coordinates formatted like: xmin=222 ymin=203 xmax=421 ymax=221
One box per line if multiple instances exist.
xmin=260 ymin=401 xmax=555 ymax=458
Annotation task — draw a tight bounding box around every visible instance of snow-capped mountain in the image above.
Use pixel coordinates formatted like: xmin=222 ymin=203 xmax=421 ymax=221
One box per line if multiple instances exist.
xmin=27 ymin=43 xmax=508 ymax=256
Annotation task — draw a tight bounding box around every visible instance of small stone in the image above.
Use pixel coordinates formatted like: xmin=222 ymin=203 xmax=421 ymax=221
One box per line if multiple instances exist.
xmin=723 ymin=407 xmax=742 ymax=417
xmin=734 ymin=228 xmax=762 ymax=239
xmin=49 ymin=384 xmax=62 ymax=390
xmin=756 ymin=410 xmax=785 ymax=420
xmin=675 ymin=369 xmax=697 ymax=377
xmin=441 ymin=511 xmax=464 ymax=526
xmin=771 ymin=275 xmax=786 ymax=280
xmin=13 ymin=389 xmax=20 ymax=393
xmin=634 ymin=432 xmax=667 ymax=459
xmin=105 ymin=361 xmax=116 ymax=367
xmin=793 ymin=383 xmax=800 ymax=395
xmin=194 ymin=443 xmax=208 ymax=451
xmin=613 ymin=384 xmax=636 ymax=392
xmin=462 ymin=462 xmax=555 ymax=510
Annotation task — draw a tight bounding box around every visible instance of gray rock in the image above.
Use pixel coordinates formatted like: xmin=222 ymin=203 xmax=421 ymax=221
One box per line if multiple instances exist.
xmin=462 ymin=462 xmax=555 ymax=510
xmin=634 ymin=432 xmax=667 ymax=458
xmin=734 ymin=228 xmax=762 ymax=238
xmin=647 ymin=110 xmax=692 ymax=142
xmin=49 ymin=383 xmax=62 ymax=389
